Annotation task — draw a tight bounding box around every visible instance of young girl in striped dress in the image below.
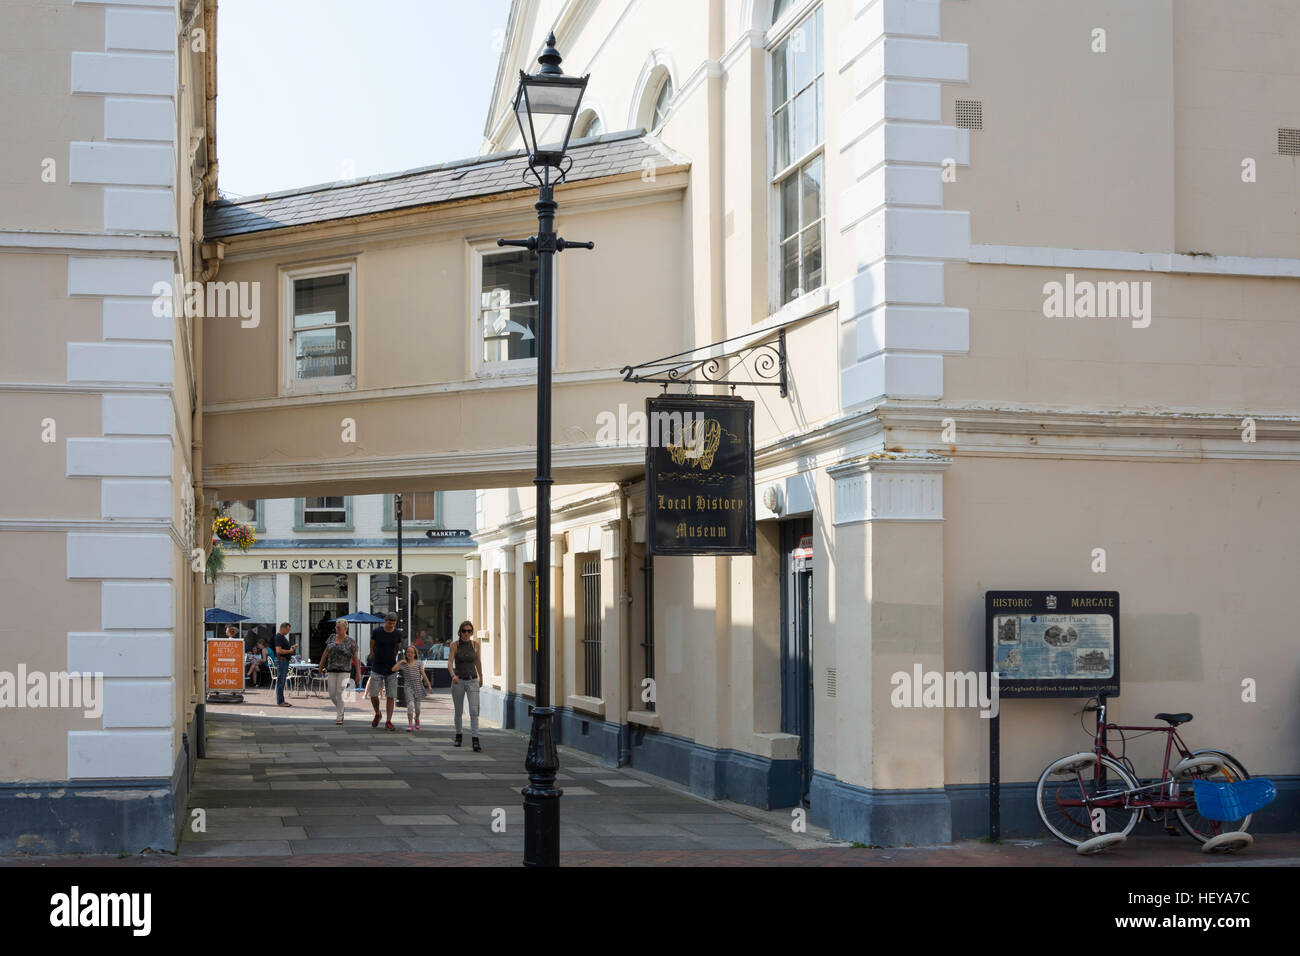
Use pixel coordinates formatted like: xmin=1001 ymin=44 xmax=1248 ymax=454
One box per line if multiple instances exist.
xmin=396 ymin=645 xmax=432 ymax=731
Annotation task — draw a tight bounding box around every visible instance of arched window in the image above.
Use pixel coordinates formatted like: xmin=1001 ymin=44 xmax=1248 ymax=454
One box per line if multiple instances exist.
xmin=650 ymin=74 xmax=673 ymax=132
xmin=631 ymin=53 xmax=676 ymax=134
xmin=575 ymin=111 xmax=603 ymax=139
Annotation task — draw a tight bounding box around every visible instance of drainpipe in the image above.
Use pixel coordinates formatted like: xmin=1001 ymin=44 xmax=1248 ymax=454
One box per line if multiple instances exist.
xmin=708 ymin=0 xmax=725 ymax=348
xmin=643 ymin=548 xmax=653 ymax=712
xmin=617 ymin=482 xmax=632 ymax=766
xmin=201 ymin=0 xmax=219 ymax=205
xmin=192 ymin=0 xmax=220 ymax=757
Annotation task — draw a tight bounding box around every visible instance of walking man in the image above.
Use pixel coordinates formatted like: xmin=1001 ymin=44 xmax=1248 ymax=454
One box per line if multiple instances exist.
xmin=368 ymin=612 xmax=402 ymax=730
xmin=273 ymin=621 xmax=296 ymax=707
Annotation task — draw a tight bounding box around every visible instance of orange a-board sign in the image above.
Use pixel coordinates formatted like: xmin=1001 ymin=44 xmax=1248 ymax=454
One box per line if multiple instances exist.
xmin=206 ymin=638 xmax=244 ymax=692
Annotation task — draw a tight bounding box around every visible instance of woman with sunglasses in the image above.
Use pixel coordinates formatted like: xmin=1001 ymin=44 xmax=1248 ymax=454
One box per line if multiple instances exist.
xmin=449 ymin=620 xmax=483 ymax=751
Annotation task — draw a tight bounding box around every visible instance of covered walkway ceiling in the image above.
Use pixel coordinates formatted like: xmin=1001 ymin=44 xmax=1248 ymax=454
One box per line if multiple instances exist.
xmin=203 ymin=442 xmax=645 ymax=500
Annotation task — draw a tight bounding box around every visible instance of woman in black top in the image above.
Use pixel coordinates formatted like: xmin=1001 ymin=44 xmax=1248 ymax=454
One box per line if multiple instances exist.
xmin=449 ymin=620 xmax=484 ymax=750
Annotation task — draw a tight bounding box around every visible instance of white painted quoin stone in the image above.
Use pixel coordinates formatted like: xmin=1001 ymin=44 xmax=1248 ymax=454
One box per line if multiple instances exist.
xmin=834 ymin=0 xmax=970 ymax=408
xmin=64 ymin=0 xmax=183 ymax=780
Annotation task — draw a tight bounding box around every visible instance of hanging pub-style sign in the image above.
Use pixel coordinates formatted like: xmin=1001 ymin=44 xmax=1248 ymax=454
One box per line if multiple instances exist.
xmin=646 ymin=395 xmax=755 ymax=556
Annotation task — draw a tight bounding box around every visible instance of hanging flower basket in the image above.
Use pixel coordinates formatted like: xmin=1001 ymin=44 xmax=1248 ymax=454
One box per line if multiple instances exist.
xmin=213 ymin=513 xmax=256 ymax=551
xmin=206 ymin=538 xmax=225 ymax=582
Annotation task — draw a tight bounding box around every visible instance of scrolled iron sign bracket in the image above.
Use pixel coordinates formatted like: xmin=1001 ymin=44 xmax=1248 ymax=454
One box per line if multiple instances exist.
xmin=619 ymin=328 xmax=788 ymax=398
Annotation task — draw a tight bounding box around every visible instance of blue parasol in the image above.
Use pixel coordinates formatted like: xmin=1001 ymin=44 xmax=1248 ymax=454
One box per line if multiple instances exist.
xmin=205 ymin=607 xmax=250 ymax=624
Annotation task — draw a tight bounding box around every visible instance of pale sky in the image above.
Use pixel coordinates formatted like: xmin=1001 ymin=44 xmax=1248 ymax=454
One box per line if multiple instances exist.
xmin=216 ymin=0 xmax=512 ymax=198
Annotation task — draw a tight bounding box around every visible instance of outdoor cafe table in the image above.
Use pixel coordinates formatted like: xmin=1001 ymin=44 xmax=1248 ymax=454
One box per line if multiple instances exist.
xmin=288 ymin=661 xmax=319 ymax=697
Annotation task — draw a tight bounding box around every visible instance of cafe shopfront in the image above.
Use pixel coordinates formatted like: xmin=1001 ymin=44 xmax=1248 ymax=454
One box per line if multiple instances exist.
xmin=214 ymin=545 xmax=470 ymax=665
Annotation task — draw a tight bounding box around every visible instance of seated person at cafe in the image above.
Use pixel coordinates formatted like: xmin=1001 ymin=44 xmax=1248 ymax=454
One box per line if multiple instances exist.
xmin=246 ymin=638 xmax=268 ymax=685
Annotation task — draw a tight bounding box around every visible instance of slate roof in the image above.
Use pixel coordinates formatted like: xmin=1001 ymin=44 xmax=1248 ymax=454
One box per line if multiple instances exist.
xmin=205 ymin=130 xmax=689 ymax=239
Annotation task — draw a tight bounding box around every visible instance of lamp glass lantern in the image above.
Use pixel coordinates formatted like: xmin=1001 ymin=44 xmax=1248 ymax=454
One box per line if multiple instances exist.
xmin=512 ymin=70 xmax=588 ymax=168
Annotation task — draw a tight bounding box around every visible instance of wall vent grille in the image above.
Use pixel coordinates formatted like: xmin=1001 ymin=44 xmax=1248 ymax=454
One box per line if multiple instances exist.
xmin=826 ymin=666 xmax=837 ymax=697
xmin=956 ymin=99 xmax=983 ymax=130
xmin=1279 ymin=128 xmax=1300 ymax=155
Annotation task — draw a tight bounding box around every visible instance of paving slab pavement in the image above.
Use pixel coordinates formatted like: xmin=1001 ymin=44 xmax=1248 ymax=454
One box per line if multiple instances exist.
xmin=5 ymin=689 xmax=1297 ymax=867
xmin=175 ymin=691 xmax=820 ymax=858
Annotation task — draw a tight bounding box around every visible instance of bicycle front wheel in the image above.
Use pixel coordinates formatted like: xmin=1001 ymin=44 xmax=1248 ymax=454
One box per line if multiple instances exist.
xmin=1036 ymin=752 xmax=1141 ymax=848
xmin=1174 ymin=750 xmax=1251 ymax=843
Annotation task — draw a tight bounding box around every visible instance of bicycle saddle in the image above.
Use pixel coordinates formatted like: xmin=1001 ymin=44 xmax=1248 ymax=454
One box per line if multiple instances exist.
xmin=1155 ymin=712 xmax=1193 ymax=725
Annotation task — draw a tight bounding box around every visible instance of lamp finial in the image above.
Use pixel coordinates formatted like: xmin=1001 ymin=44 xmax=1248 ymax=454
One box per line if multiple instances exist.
xmin=538 ymin=32 xmax=563 ymax=74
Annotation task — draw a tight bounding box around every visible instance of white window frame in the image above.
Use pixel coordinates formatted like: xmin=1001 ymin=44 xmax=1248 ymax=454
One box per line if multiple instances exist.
xmin=216 ymin=499 xmax=262 ymax=531
xmin=628 ymin=50 xmax=677 ymax=132
xmin=766 ymin=1 xmax=825 ymax=315
xmin=302 ymin=496 xmax=347 ymax=526
xmin=390 ymin=491 xmax=441 ymax=527
xmin=280 ymin=259 xmax=358 ymax=396
xmin=648 ymin=74 xmax=674 ymax=133
xmin=574 ymin=106 xmax=605 ymax=141
xmin=469 ymin=240 xmax=557 ymax=379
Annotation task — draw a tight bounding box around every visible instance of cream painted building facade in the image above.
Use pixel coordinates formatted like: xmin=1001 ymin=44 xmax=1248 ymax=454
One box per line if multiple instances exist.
xmin=2 ymin=0 xmax=1297 ymax=854
xmin=0 ymin=0 xmax=216 ymax=852
xmin=467 ymin=0 xmax=1300 ymax=843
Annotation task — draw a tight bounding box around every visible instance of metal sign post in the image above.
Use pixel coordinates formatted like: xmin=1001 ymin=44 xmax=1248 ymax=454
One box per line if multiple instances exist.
xmin=986 ymin=622 xmax=1000 ymax=841
xmin=395 ymin=493 xmax=402 ymax=629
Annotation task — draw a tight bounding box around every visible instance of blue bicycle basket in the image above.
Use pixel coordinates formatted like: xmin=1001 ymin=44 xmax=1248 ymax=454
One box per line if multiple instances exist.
xmin=1192 ymin=778 xmax=1276 ymax=821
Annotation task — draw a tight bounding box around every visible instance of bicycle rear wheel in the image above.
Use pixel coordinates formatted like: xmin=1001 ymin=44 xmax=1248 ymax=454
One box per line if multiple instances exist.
xmin=1174 ymin=750 xmax=1251 ymax=843
xmin=1036 ymin=753 xmax=1141 ymax=848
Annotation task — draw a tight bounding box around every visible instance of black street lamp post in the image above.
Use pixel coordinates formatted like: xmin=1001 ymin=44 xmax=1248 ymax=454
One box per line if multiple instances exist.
xmin=395 ymin=492 xmax=403 ymax=631
xmin=499 ymin=33 xmax=591 ymax=867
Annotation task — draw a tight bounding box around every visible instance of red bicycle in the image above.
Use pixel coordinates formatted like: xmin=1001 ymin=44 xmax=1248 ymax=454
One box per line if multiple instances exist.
xmin=1035 ymin=698 xmax=1251 ymax=848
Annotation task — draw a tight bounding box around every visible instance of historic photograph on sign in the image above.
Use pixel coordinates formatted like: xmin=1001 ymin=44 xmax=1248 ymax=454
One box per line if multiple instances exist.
xmin=646 ymin=396 xmax=755 ymax=556
xmin=996 ymin=616 xmax=1020 ymax=645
